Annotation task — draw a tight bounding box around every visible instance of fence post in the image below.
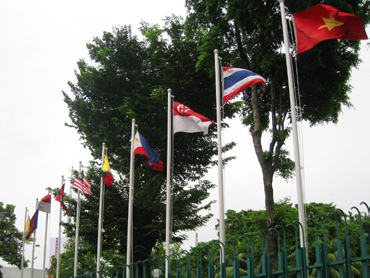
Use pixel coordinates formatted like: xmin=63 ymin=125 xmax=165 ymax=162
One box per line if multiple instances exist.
xmin=351 ymin=206 xmax=369 ymax=278
xmin=238 ymin=234 xmax=254 ymax=278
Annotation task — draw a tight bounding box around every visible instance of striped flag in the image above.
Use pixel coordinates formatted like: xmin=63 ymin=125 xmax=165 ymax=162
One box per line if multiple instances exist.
xmin=72 ymin=170 xmax=93 ymax=195
xmin=100 ymin=155 xmax=114 ymax=186
xmin=223 ymin=67 xmax=266 ymax=103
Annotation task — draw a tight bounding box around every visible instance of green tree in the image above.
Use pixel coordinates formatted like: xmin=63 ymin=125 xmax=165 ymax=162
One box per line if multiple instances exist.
xmin=48 ymin=240 xmax=97 ymax=277
xmin=61 ymin=16 xmax=235 ymax=272
xmin=185 ymin=0 xmax=368 ymax=268
xmin=0 ymin=202 xmax=27 ymax=268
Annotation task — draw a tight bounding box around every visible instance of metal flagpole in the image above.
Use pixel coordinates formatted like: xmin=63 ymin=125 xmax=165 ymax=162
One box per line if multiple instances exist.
xmin=279 ymin=0 xmax=306 ymax=247
xmin=42 ymin=189 xmax=50 ymax=278
xmin=21 ymin=207 xmax=28 ymax=278
xmin=56 ymin=176 xmax=64 ymax=278
xmin=214 ymin=50 xmax=226 ymax=257
xmin=165 ymin=88 xmax=173 ymax=277
xmin=97 ymin=143 xmax=106 ymax=273
xmin=127 ymin=119 xmax=136 ymax=277
xmin=31 ymin=199 xmax=38 ymax=278
xmin=74 ymin=161 xmax=82 ymax=276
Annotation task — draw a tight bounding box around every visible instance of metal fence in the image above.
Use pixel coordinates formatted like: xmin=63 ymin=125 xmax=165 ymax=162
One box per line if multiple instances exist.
xmin=72 ymin=202 xmax=370 ymax=278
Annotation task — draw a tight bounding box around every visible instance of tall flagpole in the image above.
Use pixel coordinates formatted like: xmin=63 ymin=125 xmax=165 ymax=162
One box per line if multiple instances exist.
xmin=21 ymin=207 xmax=28 ymax=278
xmin=279 ymin=0 xmax=306 ymax=247
xmin=165 ymin=89 xmax=173 ymax=276
xmin=97 ymin=143 xmax=106 ymax=273
xmin=74 ymin=161 xmax=82 ymax=276
xmin=214 ymin=50 xmax=226 ymax=256
xmin=127 ymin=119 xmax=136 ymax=277
xmin=31 ymin=199 xmax=38 ymax=278
xmin=56 ymin=176 xmax=64 ymax=278
xmin=42 ymin=190 xmax=50 ymax=278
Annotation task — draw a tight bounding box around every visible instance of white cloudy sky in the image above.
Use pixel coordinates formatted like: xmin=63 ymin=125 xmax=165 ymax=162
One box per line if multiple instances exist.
xmin=0 ymin=0 xmax=368 ymax=271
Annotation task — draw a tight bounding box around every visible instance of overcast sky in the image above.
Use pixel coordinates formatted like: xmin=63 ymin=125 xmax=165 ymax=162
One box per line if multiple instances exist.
xmin=0 ymin=0 xmax=368 ymax=271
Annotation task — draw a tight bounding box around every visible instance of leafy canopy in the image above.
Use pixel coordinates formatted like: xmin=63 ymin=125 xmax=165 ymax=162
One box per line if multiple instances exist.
xmin=0 ymin=202 xmax=27 ymax=269
xmin=61 ymin=16 xmax=236 ymax=267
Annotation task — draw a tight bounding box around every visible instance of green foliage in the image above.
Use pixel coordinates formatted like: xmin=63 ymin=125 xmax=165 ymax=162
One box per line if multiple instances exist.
xmin=62 ymin=16 xmax=237 ymax=270
xmin=48 ymin=240 xmax=97 ymax=277
xmin=0 ymin=202 xmax=27 ymax=269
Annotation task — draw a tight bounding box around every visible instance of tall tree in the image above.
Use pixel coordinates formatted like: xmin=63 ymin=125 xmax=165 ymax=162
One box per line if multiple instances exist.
xmin=0 ymin=202 xmax=27 ymax=268
xmin=185 ymin=0 xmax=368 ymax=268
xmin=62 ymin=17 xmax=235 ymax=268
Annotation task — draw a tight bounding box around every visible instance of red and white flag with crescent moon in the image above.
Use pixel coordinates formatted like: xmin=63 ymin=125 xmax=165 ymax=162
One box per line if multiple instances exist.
xmin=173 ymin=102 xmax=216 ymax=135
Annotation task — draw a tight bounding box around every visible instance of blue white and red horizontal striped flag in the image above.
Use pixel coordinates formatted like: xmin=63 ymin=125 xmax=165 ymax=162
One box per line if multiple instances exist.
xmin=223 ymin=67 xmax=266 ymax=103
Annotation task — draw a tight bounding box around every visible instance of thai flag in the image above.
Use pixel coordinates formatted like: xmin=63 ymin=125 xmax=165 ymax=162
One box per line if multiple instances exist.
xmin=134 ymin=132 xmax=163 ymax=171
xmin=223 ymin=67 xmax=266 ymax=103
xmin=56 ymin=184 xmax=69 ymax=212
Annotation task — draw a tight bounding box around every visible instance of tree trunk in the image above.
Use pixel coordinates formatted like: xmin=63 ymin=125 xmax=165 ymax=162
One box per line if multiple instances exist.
xmin=250 ymin=85 xmax=278 ymax=272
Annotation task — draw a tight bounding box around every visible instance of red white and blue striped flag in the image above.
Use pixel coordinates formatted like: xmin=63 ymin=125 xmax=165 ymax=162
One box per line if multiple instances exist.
xmin=223 ymin=67 xmax=266 ymax=103
xmin=72 ymin=170 xmax=93 ymax=195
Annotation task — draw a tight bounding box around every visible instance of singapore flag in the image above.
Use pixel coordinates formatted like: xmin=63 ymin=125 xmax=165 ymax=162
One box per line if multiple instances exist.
xmin=173 ymin=102 xmax=216 ymax=135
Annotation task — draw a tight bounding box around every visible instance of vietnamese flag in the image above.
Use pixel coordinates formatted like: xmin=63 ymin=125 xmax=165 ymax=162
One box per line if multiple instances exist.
xmin=293 ymin=4 xmax=368 ymax=54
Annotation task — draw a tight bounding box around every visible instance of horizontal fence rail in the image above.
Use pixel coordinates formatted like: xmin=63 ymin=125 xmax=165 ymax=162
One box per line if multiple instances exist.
xmin=71 ymin=202 xmax=370 ymax=278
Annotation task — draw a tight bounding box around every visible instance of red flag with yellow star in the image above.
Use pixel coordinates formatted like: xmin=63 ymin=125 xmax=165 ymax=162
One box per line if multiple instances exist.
xmin=292 ymin=4 xmax=367 ymax=54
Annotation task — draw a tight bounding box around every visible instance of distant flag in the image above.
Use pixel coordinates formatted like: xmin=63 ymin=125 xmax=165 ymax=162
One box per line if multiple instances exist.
xmin=24 ymin=215 xmax=31 ymax=241
xmin=72 ymin=170 xmax=93 ymax=195
xmin=173 ymin=102 xmax=216 ymax=135
xmin=37 ymin=194 xmax=51 ymax=213
xmin=56 ymin=184 xmax=69 ymax=212
xmin=292 ymin=4 xmax=368 ymax=54
xmin=134 ymin=132 xmax=164 ymax=171
xmin=25 ymin=210 xmax=39 ymax=241
xmin=101 ymin=155 xmax=114 ymax=186
xmin=223 ymin=67 xmax=266 ymax=103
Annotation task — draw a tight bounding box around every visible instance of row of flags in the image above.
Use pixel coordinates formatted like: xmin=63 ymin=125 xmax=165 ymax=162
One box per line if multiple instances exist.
xmin=24 ymin=186 xmax=69 ymax=241
xmin=23 ymin=3 xmax=367 ymax=275
xmin=22 ymin=63 xmax=264 ymax=243
xmin=24 ymin=195 xmax=51 ymax=240
xmin=24 ymin=1 xmax=368 ymax=222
